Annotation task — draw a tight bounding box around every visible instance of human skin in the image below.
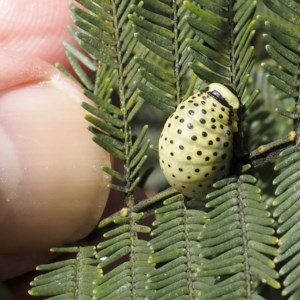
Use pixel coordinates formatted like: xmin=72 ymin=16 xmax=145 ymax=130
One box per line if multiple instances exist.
xmin=0 ymin=0 xmax=112 ymax=290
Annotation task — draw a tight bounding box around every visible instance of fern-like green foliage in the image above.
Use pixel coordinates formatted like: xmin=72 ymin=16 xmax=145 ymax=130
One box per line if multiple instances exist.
xmin=130 ymin=0 xmax=199 ymax=113
xmin=200 ymin=175 xmax=279 ymax=299
xmin=262 ymin=0 xmax=300 ymax=98
xmin=29 ymin=247 xmax=98 ymax=299
xmin=262 ymin=1 xmax=300 ymax=299
xmin=26 ymin=1 xmax=300 ymax=300
xmin=146 ymin=193 xmax=211 ymax=299
xmin=94 ymin=211 xmax=152 ymax=299
xmin=273 ymin=146 xmax=300 ymax=299
xmin=245 ymin=64 xmax=293 ymax=151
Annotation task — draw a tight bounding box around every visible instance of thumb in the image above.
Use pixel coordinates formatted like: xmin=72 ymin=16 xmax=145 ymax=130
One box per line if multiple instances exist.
xmin=0 ymin=50 xmax=111 ymax=280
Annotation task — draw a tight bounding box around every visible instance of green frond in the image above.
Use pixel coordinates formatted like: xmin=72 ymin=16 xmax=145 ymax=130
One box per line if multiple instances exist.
xmin=131 ymin=0 xmax=198 ymax=113
xmin=29 ymin=213 xmax=153 ymax=300
xmin=244 ymin=64 xmax=293 ymax=151
xmin=94 ymin=211 xmax=152 ymax=299
xmin=199 ymin=175 xmax=280 ymax=299
xmin=273 ymin=145 xmax=300 ymax=299
xmin=28 ymin=246 xmax=98 ymax=299
xmin=263 ymin=0 xmax=300 ymax=99
xmin=68 ymin=0 xmax=151 ymax=200
xmin=146 ymin=194 xmax=213 ymax=299
xmin=185 ymin=0 xmax=257 ymax=101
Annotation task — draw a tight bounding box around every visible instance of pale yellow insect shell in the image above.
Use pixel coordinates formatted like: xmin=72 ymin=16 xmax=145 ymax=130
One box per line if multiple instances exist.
xmin=207 ymin=83 xmax=240 ymax=110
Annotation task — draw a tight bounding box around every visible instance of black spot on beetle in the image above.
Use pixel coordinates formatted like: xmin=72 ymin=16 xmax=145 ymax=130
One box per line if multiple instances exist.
xmin=187 ymin=123 xmax=193 ymax=129
xmin=191 ymin=135 xmax=197 ymax=141
xmin=221 ymin=154 xmax=227 ymax=160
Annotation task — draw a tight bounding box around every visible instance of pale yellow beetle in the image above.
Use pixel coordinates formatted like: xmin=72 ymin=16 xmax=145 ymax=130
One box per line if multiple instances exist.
xmin=159 ymin=83 xmax=239 ymax=198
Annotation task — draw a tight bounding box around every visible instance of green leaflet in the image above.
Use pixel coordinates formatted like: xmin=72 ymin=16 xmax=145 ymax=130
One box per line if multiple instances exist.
xmin=273 ymin=146 xmax=300 ymax=299
xmin=148 ymin=194 xmax=212 ymax=299
xmin=68 ymin=0 xmax=151 ymax=195
xmin=263 ymin=0 xmax=300 ymax=98
xmin=199 ymin=175 xmax=280 ymax=299
xmin=131 ymin=0 xmax=197 ymax=112
xmin=29 ymin=247 xmax=98 ymax=299
xmin=93 ymin=220 xmax=152 ymax=300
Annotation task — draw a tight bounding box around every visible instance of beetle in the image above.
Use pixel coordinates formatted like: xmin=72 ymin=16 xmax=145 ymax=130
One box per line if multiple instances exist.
xmin=159 ymin=83 xmax=239 ymax=198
